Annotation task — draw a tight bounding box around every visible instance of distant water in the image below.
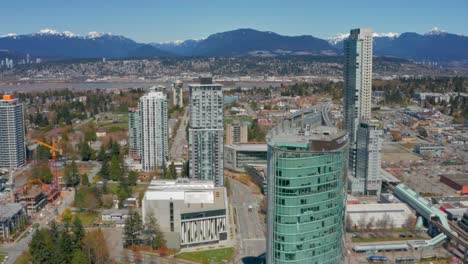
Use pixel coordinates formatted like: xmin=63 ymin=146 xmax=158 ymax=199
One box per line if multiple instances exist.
xmin=0 ymin=82 xmax=163 ymax=92
xmin=0 ymin=81 xmax=281 ymax=92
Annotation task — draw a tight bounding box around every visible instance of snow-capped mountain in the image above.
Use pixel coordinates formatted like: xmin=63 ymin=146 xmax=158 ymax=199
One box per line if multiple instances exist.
xmin=150 ymin=39 xmax=204 ymax=56
xmin=1 ymin=28 xmax=467 ymax=61
xmin=0 ymin=29 xmax=172 ymax=59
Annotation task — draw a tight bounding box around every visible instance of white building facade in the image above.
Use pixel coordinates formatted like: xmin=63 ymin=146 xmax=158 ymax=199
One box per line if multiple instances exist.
xmin=138 ymin=89 xmax=168 ymax=172
xmin=0 ymin=95 xmax=26 ymax=169
xmin=142 ymin=179 xmax=228 ymax=249
xmin=188 ymin=78 xmax=224 ymax=186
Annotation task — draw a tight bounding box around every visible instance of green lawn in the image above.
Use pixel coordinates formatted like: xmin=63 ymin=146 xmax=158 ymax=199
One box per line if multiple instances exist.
xmin=74 ymin=211 xmax=100 ymax=227
xmin=175 ymin=247 xmax=235 ymax=264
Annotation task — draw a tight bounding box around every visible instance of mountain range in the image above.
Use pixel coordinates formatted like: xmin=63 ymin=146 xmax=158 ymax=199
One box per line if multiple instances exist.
xmin=1 ymin=28 xmax=468 ymax=62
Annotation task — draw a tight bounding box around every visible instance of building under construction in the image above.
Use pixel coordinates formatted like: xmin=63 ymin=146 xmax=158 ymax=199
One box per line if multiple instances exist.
xmin=16 ymin=185 xmax=59 ymax=215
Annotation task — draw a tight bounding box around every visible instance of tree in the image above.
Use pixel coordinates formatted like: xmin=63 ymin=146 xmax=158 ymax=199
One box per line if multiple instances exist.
xmin=72 ymin=217 xmax=85 ymax=247
xmin=30 ymin=229 xmax=54 ymax=264
xmin=109 ymin=156 xmax=123 ymax=181
xmin=128 ymin=171 xmax=138 ymax=186
xmin=123 ymin=208 xmax=143 ymax=247
xmin=81 ymin=173 xmax=90 ymax=186
xmin=71 ymin=250 xmax=87 ymax=264
xmin=181 ymin=160 xmax=189 ymax=178
xmin=97 ymin=146 xmax=107 ymax=162
xmin=83 ymin=229 xmax=109 ymax=264
xmin=165 ymin=161 xmax=177 ymax=179
xmin=100 ymin=159 xmax=110 ymax=179
xmin=64 ymin=160 xmax=80 ymax=187
xmin=62 ymin=208 xmax=73 ymax=225
xmin=144 ymin=214 xmax=166 ymax=250
xmin=80 ymin=141 xmax=93 ymax=161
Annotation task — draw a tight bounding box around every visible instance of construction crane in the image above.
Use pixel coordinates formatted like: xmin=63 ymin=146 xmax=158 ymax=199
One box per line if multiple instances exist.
xmin=34 ymin=138 xmax=61 ymax=193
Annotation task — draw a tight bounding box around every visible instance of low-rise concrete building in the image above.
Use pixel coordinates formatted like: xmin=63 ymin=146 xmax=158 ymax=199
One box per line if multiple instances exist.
xmin=101 ymin=209 xmax=130 ymax=227
xmin=142 ymin=178 xmax=228 ymax=249
xmin=347 ymin=203 xmax=413 ymax=229
xmin=0 ymin=203 xmax=27 ymax=240
xmin=224 ymin=144 xmax=267 ymax=172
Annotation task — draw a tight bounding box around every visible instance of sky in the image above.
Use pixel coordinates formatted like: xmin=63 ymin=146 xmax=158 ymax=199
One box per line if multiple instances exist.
xmin=1 ymin=0 xmax=467 ymax=43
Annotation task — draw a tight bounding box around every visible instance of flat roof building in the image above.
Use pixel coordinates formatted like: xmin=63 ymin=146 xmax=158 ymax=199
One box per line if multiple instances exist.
xmin=440 ymin=174 xmax=468 ymax=195
xmin=0 ymin=203 xmax=27 ymax=240
xmin=142 ymin=178 xmax=228 ymax=249
xmin=224 ymin=143 xmax=267 ymax=172
xmin=347 ymin=203 xmax=413 ymax=230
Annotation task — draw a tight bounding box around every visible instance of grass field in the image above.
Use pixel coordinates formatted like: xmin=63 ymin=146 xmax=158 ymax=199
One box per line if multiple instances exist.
xmin=74 ymin=211 xmax=100 ymax=227
xmin=175 ymin=247 xmax=235 ymax=264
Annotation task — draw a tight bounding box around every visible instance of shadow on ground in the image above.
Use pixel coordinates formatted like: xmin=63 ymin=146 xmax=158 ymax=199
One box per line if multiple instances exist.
xmin=241 ymin=253 xmax=266 ymax=264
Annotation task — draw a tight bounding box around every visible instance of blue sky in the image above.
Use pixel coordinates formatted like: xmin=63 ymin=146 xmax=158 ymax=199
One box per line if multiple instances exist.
xmin=2 ymin=0 xmax=467 ymax=42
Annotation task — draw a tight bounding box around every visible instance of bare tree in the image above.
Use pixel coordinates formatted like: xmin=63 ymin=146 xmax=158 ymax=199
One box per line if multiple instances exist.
xmin=345 ymin=213 xmax=354 ymax=232
xmin=357 ymin=215 xmax=367 ymax=232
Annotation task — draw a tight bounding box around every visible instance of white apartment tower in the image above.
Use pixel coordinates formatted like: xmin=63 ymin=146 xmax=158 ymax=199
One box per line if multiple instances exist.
xmin=0 ymin=95 xmax=26 ymax=169
xmin=188 ymin=76 xmax=224 ymax=186
xmin=343 ymin=28 xmax=373 ymax=177
xmin=138 ymin=89 xmax=169 ymax=172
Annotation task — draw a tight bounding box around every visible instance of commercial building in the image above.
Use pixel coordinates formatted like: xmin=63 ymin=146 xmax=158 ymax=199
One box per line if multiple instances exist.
xmin=142 ymin=178 xmax=228 ymax=249
xmin=440 ymin=174 xmax=468 ymax=195
xmin=128 ymin=107 xmax=140 ymax=158
xmin=0 ymin=95 xmax=26 ymax=169
xmin=172 ymin=80 xmax=184 ymax=107
xmin=0 ymin=203 xmax=27 ymax=240
xmin=225 ymin=121 xmax=248 ymax=145
xmin=414 ymin=144 xmax=444 ymax=157
xmin=188 ymin=76 xmax=224 ymax=186
xmin=266 ymin=115 xmax=348 ymax=264
xmin=224 ymin=144 xmax=267 ymax=172
xmin=138 ymin=88 xmax=169 ymax=172
xmin=346 ymin=203 xmax=413 ymax=230
xmin=343 ymin=28 xmax=373 ymax=177
xmin=349 ymin=120 xmax=383 ymax=196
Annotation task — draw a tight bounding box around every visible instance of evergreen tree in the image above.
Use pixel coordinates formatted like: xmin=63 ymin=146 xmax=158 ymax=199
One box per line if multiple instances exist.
xmin=71 ymin=250 xmax=88 ymax=264
xmin=128 ymin=170 xmax=138 ymax=186
xmin=109 ymin=155 xmax=123 ymax=181
xmin=80 ymin=141 xmax=93 ymax=161
xmin=165 ymin=161 xmax=177 ymax=179
xmin=145 ymin=214 xmax=166 ymax=250
xmin=100 ymin=159 xmax=110 ymax=179
xmin=30 ymin=229 xmax=54 ymax=264
xmin=64 ymin=160 xmax=80 ymax=187
xmin=97 ymin=146 xmax=107 ymax=162
xmin=123 ymin=209 xmax=143 ymax=247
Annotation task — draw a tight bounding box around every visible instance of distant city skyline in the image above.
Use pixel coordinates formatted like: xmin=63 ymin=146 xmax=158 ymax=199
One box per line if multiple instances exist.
xmin=1 ymin=0 xmax=467 ymax=42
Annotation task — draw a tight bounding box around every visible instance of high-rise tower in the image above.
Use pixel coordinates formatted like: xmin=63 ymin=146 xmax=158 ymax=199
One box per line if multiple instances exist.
xmin=0 ymin=95 xmax=26 ymax=169
xmin=343 ymin=28 xmax=373 ymax=177
xmin=266 ymin=110 xmax=348 ymax=264
xmin=188 ymin=76 xmax=224 ymax=186
xmin=138 ymin=89 xmax=168 ymax=172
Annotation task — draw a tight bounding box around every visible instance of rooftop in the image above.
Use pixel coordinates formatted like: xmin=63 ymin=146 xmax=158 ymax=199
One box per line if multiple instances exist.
xmin=441 ymin=174 xmax=468 ymax=185
xmin=268 ymin=125 xmax=348 ymax=152
xmin=224 ymin=144 xmax=268 ymax=152
xmin=0 ymin=203 xmax=24 ymax=222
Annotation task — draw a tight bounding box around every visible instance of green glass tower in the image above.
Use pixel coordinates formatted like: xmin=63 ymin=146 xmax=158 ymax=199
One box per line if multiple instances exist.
xmin=266 ymin=116 xmax=348 ymax=264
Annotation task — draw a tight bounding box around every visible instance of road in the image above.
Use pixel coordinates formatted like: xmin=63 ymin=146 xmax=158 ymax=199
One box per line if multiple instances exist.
xmin=229 ymin=178 xmax=265 ymax=264
xmin=242 ymin=103 xmax=258 ymax=119
xmin=0 ymin=189 xmax=75 ymax=264
xmin=169 ymin=109 xmax=189 ymax=161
